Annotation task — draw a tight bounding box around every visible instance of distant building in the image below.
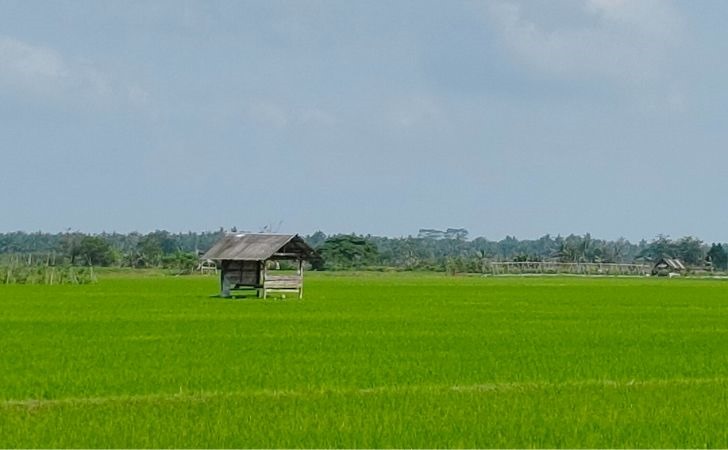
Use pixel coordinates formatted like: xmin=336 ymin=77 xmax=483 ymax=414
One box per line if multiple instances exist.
xmin=651 ymin=258 xmax=686 ymax=277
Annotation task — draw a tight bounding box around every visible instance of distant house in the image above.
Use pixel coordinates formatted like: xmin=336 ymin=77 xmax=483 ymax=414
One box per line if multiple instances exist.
xmin=651 ymin=258 xmax=686 ymax=277
xmin=201 ymin=233 xmax=319 ymax=298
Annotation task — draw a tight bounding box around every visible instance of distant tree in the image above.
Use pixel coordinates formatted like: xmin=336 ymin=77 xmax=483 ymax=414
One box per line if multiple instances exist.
xmin=318 ymin=235 xmax=379 ymax=269
xmin=707 ymin=243 xmax=728 ymax=270
xmin=120 ymin=249 xmax=144 ymax=268
xmin=555 ymin=238 xmax=579 ymax=263
xmin=77 ymin=236 xmax=115 ymax=266
xmin=674 ymin=236 xmax=705 ymax=266
xmin=161 ymin=251 xmax=199 ymax=273
xmin=445 ymin=255 xmax=470 ymax=275
xmin=146 ymin=230 xmax=179 ymax=254
xmin=474 ymin=249 xmax=492 ymax=273
xmin=306 ymin=231 xmax=327 ymax=248
xmin=498 ymin=236 xmax=520 ymax=260
xmin=604 ymin=237 xmax=630 ymax=263
xmin=639 ymin=235 xmax=676 ymax=261
xmin=445 ymin=228 xmax=469 ymax=240
xmin=137 ymin=235 xmax=164 ymax=267
xmin=60 ymin=232 xmax=84 ymax=264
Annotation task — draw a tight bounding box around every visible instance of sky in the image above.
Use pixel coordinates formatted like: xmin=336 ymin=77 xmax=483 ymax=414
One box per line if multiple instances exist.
xmin=2 ymin=0 xmax=728 ymax=242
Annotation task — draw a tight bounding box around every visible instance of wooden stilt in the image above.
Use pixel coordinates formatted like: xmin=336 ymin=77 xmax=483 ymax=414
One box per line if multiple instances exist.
xmin=220 ymin=270 xmax=231 ymax=297
xmin=262 ymin=263 xmax=268 ymax=299
xmin=298 ymin=259 xmax=304 ymax=299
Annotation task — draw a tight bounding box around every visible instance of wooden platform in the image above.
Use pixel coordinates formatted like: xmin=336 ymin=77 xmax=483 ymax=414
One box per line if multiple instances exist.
xmin=263 ymin=274 xmax=303 ymax=299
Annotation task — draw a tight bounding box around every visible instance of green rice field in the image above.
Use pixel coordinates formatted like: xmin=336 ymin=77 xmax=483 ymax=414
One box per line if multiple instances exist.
xmin=1 ymin=272 xmax=728 ymax=448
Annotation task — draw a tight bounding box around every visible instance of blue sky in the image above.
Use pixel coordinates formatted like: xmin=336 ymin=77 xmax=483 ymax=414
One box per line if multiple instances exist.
xmin=2 ymin=0 xmax=727 ymax=241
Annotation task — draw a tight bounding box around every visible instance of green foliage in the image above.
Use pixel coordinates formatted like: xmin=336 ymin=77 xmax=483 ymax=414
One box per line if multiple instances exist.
xmin=707 ymin=243 xmax=728 ymax=270
xmin=0 ymin=230 xmax=722 ymax=272
xmin=317 ymin=234 xmax=379 ymax=269
xmin=639 ymin=235 xmax=706 ymax=266
xmin=136 ymin=235 xmax=164 ymax=267
xmin=161 ymin=251 xmax=199 ymax=274
xmin=2 ymin=274 xmax=728 ymax=447
xmin=674 ymin=236 xmax=705 ymax=266
xmin=305 ymin=230 xmax=327 ymax=248
xmin=77 ymin=236 xmax=116 ymax=266
xmin=1 ymin=230 xmax=226 ymax=268
xmin=0 ymin=264 xmax=95 ymax=284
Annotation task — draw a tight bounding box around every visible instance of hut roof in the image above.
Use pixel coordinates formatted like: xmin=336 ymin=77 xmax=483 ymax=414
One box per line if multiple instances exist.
xmin=654 ymin=257 xmax=686 ymax=271
xmin=202 ymin=233 xmax=318 ymax=261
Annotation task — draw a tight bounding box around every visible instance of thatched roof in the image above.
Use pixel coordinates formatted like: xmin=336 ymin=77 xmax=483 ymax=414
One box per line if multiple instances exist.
xmin=202 ymin=233 xmax=318 ymax=261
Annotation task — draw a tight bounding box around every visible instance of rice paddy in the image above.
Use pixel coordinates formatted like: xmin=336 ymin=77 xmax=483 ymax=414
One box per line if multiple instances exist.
xmin=1 ymin=272 xmax=727 ymax=447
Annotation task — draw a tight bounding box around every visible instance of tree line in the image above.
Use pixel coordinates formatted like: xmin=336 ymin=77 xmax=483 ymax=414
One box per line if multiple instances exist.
xmin=0 ymin=230 xmax=224 ymax=271
xmin=316 ymin=232 xmax=727 ymax=272
xmin=1 ymin=229 xmax=726 ymax=273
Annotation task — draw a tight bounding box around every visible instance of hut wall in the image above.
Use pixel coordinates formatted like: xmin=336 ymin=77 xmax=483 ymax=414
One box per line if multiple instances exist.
xmin=220 ymin=260 xmax=262 ymax=296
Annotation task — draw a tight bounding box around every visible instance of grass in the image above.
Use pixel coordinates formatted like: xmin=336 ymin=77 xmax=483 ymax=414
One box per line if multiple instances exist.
xmin=1 ymin=272 xmax=728 ymax=447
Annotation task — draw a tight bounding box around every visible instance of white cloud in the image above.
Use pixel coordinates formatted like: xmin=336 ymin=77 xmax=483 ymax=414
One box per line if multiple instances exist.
xmin=483 ymin=0 xmax=683 ymax=85
xmin=0 ymin=36 xmax=149 ymax=108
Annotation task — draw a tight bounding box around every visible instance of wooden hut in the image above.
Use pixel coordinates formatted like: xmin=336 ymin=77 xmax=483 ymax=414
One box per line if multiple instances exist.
xmin=651 ymin=257 xmax=686 ymax=277
xmin=202 ymin=233 xmax=319 ymax=298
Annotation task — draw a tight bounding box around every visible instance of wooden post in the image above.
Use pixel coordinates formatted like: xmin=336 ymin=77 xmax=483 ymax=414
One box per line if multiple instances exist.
xmin=298 ymin=259 xmax=303 ymax=299
xmin=219 ymin=261 xmax=231 ymax=297
xmin=262 ymin=261 xmax=268 ymax=299
xmin=220 ymin=269 xmax=231 ymax=298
